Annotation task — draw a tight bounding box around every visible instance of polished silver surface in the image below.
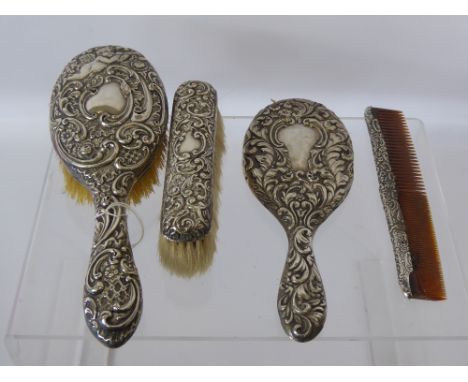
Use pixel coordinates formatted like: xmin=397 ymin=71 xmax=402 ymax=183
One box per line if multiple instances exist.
xmin=160 ymin=81 xmax=218 ymax=242
xmin=243 ymin=99 xmax=354 ymax=342
xmin=364 ymin=107 xmax=413 ymax=298
xmin=49 ymin=45 xmax=168 ymax=347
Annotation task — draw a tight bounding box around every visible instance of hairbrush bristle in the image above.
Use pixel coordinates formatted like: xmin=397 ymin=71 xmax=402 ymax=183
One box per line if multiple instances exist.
xmin=129 ymin=130 xmax=167 ymax=204
xmin=159 ymin=110 xmax=225 ymax=277
xmin=60 ymin=131 xmax=166 ymax=205
xmin=372 ymin=108 xmax=446 ymax=300
xmin=60 ymin=162 xmax=93 ymax=204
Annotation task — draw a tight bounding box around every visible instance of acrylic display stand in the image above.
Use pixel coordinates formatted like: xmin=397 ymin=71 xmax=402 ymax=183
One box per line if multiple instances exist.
xmin=5 ymin=117 xmax=468 ymax=365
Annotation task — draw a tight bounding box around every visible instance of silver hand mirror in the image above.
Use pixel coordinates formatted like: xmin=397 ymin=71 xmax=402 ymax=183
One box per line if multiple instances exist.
xmin=243 ymin=99 xmax=354 ymax=341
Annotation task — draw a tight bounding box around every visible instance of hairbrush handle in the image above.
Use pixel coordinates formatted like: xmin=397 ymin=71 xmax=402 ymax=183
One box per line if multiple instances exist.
xmin=277 ymin=227 xmax=326 ymax=342
xmin=83 ymin=199 xmax=142 ymax=348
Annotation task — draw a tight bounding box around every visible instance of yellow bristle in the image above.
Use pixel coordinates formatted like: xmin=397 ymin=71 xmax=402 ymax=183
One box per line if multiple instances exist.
xmin=61 ymin=162 xmax=93 ymax=204
xmin=60 ymin=131 xmax=167 ymax=205
xmin=158 ymin=110 xmax=225 ymax=277
xmin=129 ymin=131 xmax=167 ymax=204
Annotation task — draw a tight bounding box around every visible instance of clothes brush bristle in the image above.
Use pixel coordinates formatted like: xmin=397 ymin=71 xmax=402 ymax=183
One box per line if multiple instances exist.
xmin=158 ymin=110 xmax=225 ymax=277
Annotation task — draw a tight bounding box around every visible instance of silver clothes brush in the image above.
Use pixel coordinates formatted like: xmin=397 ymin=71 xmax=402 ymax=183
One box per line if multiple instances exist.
xmin=159 ymin=80 xmax=225 ymax=277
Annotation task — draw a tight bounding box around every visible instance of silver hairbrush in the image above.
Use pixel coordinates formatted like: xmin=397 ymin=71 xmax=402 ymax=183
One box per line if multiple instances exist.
xmin=50 ymin=46 xmax=168 ymax=347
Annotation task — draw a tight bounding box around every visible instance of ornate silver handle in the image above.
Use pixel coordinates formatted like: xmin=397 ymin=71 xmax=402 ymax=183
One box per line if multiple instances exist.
xmin=277 ymin=227 xmax=326 ymax=342
xmin=83 ymin=197 xmax=142 ymax=348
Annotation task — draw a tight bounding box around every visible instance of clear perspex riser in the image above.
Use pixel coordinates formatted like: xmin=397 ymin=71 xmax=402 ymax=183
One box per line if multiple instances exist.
xmin=6 ymin=117 xmax=468 ymax=365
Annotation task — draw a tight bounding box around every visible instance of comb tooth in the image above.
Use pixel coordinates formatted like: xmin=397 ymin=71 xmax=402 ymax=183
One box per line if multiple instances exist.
xmin=371 ymin=107 xmax=446 ymax=300
xmin=398 ymin=191 xmax=446 ymax=300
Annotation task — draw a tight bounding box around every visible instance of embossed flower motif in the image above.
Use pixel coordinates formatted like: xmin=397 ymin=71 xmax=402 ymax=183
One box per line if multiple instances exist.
xmin=61 ymin=131 xmax=72 ymax=142
xmin=104 ymin=265 xmax=119 ymax=279
xmin=79 ymin=144 xmax=94 ymax=157
xmin=89 ymin=128 xmax=103 ymax=139
xmin=122 ymin=150 xmax=142 ymax=165
xmin=101 ymin=183 xmax=111 ymax=194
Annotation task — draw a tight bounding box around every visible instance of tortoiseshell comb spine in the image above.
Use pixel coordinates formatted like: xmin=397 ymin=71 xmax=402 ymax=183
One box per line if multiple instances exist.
xmin=365 ymin=107 xmax=446 ymax=300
